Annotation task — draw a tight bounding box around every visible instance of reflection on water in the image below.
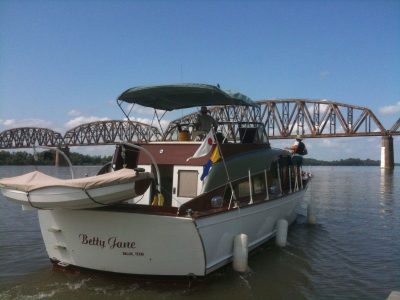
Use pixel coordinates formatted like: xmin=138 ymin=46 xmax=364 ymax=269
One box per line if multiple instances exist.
xmin=380 ymin=169 xmax=395 ymax=198
xmin=0 ymin=166 xmax=399 ymax=300
xmin=380 ymin=168 xmax=394 ymax=195
xmin=380 ymin=168 xmax=394 ymax=215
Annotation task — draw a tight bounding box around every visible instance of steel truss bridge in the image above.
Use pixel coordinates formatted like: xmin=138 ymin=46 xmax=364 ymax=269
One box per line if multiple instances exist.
xmin=0 ymin=99 xmax=399 ymax=149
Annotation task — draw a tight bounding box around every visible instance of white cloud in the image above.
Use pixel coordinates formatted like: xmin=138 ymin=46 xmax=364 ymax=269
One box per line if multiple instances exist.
xmin=0 ymin=119 xmax=15 ymax=127
xmin=0 ymin=118 xmax=53 ymax=129
xmin=68 ymin=109 xmax=82 ymax=117
xmin=65 ymin=116 xmax=110 ymax=129
xmin=130 ymin=117 xmax=170 ymax=130
xmin=320 ymin=138 xmax=339 ymax=147
xmin=125 ymin=104 xmax=166 ymax=117
xmin=379 ymin=102 xmax=400 ymax=115
xmin=263 ymin=136 xmax=389 ymax=161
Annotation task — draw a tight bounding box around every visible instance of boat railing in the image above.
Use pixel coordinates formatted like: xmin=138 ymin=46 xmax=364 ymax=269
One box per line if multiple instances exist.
xmin=33 ymin=145 xmax=75 ymax=179
xmin=181 ymin=163 xmax=310 ymax=215
xmin=121 ymin=142 xmax=162 ymax=199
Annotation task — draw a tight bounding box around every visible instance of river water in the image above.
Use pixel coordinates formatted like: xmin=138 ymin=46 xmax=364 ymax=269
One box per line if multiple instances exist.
xmin=0 ymin=165 xmax=399 ymax=299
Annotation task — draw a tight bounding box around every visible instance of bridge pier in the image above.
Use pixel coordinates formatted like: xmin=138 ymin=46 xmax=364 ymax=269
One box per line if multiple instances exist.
xmin=381 ymin=136 xmax=394 ymax=169
xmin=55 ymin=147 xmax=70 ymax=167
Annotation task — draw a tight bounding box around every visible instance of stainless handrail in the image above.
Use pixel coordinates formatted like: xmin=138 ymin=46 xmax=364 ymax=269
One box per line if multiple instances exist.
xmin=34 ymin=146 xmax=75 ymax=179
xmin=121 ymin=142 xmax=162 ymax=196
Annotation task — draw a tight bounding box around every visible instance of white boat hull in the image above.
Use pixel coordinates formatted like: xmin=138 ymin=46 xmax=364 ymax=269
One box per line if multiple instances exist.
xmin=38 ymin=189 xmax=305 ymax=276
xmin=197 ymin=192 xmax=302 ymax=274
xmin=39 ymin=209 xmax=206 ymax=276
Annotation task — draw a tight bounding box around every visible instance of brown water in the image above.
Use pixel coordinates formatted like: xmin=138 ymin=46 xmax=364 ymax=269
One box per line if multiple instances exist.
xmin=0 ymin=166 xmax=399 ymax=299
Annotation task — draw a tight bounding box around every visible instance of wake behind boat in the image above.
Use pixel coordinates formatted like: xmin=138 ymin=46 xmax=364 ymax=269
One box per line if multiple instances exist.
xmin=0 ymin=83 xmax=311 ymax=276
xmin=0 ymin=168 xmax=153 ymax=209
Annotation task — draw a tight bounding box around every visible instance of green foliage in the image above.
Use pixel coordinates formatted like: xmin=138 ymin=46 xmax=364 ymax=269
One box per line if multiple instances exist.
xmin=303 ymin=157 xmax=380 ymax=166
xmin=0 ymin=150 xmax=112 ymax=166
xmin=0 ymin=150 xmax=392 ymax=166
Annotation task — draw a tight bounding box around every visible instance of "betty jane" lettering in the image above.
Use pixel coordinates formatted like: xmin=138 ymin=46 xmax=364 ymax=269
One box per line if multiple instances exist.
xmin=78 ymin=234 xmax=136 ymax=250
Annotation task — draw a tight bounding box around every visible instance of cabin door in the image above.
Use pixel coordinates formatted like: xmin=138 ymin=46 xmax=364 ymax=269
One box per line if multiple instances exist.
xmin=172 ymin=166 xmax=203 ymax=207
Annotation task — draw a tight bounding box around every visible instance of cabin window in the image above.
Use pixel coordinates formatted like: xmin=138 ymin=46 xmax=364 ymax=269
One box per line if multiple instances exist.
xmin=177 ymin=170 xmax=198 ymax=197
xmin=267 ymin=161 xmax=280 ymax=197
xmin=278 ymin=156 xmax=292 ymax=194
xmin=237 ymin=181 xmax=250 ymax=198
xmin=252 ymin=174 xmax=266 ymax=194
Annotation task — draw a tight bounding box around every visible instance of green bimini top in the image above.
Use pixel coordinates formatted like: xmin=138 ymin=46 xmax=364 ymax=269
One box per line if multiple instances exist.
xmin=117 ymin=83 xmax=257 ymax=111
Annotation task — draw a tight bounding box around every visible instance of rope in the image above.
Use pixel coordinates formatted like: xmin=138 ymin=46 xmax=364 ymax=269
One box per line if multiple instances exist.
xmin=83 ymin=188 xmax=107 ymax=206
xmin=26 ymin=192 xmax=41 ymax=209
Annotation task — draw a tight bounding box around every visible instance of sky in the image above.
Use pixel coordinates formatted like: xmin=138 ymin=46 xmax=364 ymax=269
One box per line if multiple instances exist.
xmin=0 ymin=0 xmax=399 ymax=161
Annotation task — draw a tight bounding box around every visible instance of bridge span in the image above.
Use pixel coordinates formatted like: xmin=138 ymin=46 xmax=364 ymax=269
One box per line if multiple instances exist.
xmin=0 ymin=99 xmax=398 ymax=168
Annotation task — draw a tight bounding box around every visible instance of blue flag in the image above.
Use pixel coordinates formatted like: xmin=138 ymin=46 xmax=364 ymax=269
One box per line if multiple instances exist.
xmin=200 ymin=160 xmax=213 ymax=181
xmin=200 ymin=147 xmax=221 ymax=181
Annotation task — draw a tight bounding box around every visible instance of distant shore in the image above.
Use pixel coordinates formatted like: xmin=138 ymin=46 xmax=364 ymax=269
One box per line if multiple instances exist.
xmin=303 ymin=158 xmax=399 ymax=166
xmin=0 ymin=150 xmax=398 ymax=166
xmin=0 ymin=150 xmax=111 ymax=166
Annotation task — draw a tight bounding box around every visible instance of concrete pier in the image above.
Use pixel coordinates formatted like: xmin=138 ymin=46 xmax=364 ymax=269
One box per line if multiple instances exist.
xmin=55 ymin=147 xmax=70 ymax=166
xmin=381 ymin=136 xmax=394 ymax=169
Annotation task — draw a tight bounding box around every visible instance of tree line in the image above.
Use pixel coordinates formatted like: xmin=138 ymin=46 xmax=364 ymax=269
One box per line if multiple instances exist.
xmin=303 ymin=157 xmax=381 ymax=166
xmin=0 ymin=150 xmax=390 ymax=166
xmin=0 ymin=150 xmax=112 ymax=166
xmin=0 ymin=150 xmax=393 ymax=166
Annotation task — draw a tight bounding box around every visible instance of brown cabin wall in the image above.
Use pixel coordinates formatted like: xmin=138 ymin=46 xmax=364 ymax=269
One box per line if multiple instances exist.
xmin=136 ymin=143 xmax=268 ymax=166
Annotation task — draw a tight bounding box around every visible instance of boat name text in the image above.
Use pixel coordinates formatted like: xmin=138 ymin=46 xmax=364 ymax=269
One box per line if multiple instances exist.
xmin=78 ymin=234 xmax=136 ymax=250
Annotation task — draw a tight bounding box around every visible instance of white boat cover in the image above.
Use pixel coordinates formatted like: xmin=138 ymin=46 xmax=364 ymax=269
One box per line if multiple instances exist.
xmin=0 ymin=168 xmax=152 ymax=192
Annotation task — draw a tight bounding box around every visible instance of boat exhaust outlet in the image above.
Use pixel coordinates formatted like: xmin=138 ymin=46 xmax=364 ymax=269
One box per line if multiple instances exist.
xmin=233 ymin=233 xmax=248 ymax=273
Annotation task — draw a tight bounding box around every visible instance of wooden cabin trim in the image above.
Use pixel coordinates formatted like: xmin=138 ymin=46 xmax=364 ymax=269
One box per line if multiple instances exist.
xmin=137 ymin=143 xmax=268 ymax=165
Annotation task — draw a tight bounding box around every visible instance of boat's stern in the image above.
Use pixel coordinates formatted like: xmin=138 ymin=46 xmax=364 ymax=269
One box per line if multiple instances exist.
xmin=38 ymin=208 xmax=206 ymax=276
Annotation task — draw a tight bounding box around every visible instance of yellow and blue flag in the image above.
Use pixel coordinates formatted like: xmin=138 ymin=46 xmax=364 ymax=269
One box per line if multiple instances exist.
xmin=200 ymin=146 xmax=221 ymax=181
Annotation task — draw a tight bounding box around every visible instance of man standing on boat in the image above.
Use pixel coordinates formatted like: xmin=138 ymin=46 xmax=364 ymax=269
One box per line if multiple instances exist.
xmin=287 ymin=135 xmax=308 ymax=166
xmin=193 ymin=106 xmax=218 ymax=139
